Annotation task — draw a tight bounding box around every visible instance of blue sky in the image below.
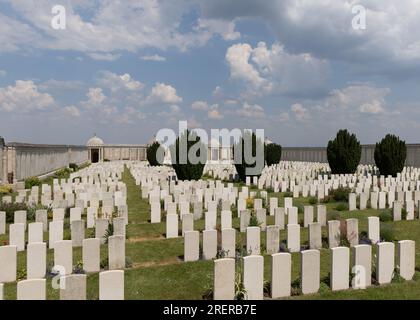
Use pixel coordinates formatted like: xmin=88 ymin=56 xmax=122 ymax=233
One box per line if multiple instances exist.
xmin=1 ymin=0 xmax=420 ymax=146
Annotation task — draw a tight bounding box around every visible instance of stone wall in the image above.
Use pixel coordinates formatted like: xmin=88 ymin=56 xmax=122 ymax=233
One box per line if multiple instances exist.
xmin=282 ymin=144 xmax=420 ymax=167
xmin=2 ymin=143 xmax=88 ymax=182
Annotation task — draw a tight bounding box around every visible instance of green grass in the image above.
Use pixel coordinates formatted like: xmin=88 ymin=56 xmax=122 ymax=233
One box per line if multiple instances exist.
xmin=2 ymin=168 xmax=420 ymax=299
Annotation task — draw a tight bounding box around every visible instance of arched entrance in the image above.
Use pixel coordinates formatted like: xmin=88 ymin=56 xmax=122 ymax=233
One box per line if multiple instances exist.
xmin=91 ymin=149 xmax=99 ymax=163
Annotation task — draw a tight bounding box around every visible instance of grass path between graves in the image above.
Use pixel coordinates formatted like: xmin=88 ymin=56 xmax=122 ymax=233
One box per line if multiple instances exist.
xmin=3 ymin=169 xmax=420 ymax=299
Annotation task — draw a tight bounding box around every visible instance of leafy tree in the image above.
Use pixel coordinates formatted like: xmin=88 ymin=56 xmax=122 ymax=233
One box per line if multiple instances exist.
xmin=170 ymin=130 xmax=207 ymax=180
xmin=327 ymin=129 xmax=361 ymax=174
xmin=147 ymin=141 xmax=161 ymax=166
xmin=374 ymin=134 xmax=406 ymax=177
xmin=233 ymin=131 xmax=265 ymax=182
xmin=265 ymin=143 xmax=282 ymax=166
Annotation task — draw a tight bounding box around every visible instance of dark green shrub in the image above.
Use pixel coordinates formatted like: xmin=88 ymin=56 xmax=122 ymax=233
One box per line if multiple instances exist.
xmin=170 ymin=130 xmax=207 ymax=181
xmin=327 ymin=129 xmax=361 ymax=174
xmin=25 ymin=176 xmax=41 ymax=189
xmin=308 ymin=197 xmax=318 ymax=205
xmin=283 ymin=192 xmax=293 ymax=198
xmin=374 ymin=134 xmax=406 ymax=177
xmin=147 ymin=141 xmax=161 ymax=166
xmin=380 ymin=224 xmax=395 ymax=242
xmin=401 ymin=208 xmax=408 ymax=220
xmin=379 ymin=210 xmax=392 ymax=222
xmin=330 ymin=187 xmax=352 ymax=202
xmin=321 ymin=195 xmax=332 ymax=203
xmin=335 ymin=203 xmax=348 ymax=211
xmin=249 ymin=214 xmax=261 ymax=227
xmin=0 ymin=202 xmax=28 ymax=223
xmin=69 ymin=163 xmax=79 ymax=171
xmin=55 ymin=168 xmax=71 ymax=179
xmin=233 ymin=131 xmax=265 ymax=183
xmin=265 ymin=143 xmax=282 ymax=167
xmin=327 ymin=211 xmax=341 ymax=221
xmin=103 ymin=223 xmax=114 ymax=244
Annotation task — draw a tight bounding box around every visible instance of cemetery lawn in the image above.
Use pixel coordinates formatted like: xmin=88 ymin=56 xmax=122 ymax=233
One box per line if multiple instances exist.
xmin=2 ymin=169 xmax=420 ymax=299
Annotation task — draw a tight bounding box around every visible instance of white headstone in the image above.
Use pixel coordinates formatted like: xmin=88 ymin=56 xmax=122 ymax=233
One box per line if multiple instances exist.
xmin=317 ymin=205 xmax=327 ymax=226
xmin=49 ymin=220 xmax=64 ymax=249
xmin=271 ymin=253 xmax=291 ymax=298
xmin=243 ymin=255 xmax=264 ymax=300
xmin=0 ymin=245 xmax=17 ymax=282
xmin=303 ymin=206 xmax=314 ymax=228
xmin=376 ymin=242 xmax=395 ymax=285
xmin=71 ymin=220 xmax=85 ymax=247
xmin=17 ymin=279 xmax=46 ymax=300
xmin=108 ymin=235 xmax=125 ymax=270
xmin=266 ymin=225 xmax=280 ymax=254
xmin=368 ymin=216 xmax=380 ymax=244
xmin=203 ymin=230 xmax=217 ymax=260
xmin=166 ymin=214 xmax=178 ymax=239
xmin=398 ymin=240 xmax=415 ymax=281
xmin=9 ymin=223 xmax=25 ymax=251
xmin=328 ymin=220 xmax=341 ymax=248
xmin=27 ymin=242 xmax=46 ymax=279
xmin=246 ymin=227 xmax=260 ymax=255
xmin=331 ymin=247 xmax=349 ymax=291
xmin=214 ymin=258 xmax=235 ymax=300
xmin=309 ymin=222 xmax=322 ymax=250
xmin=28 ymin=222 xmax=43 ymax=244
xmin=352 ymin=244 xmax=372 ymax=289
xmin=54 ymin=240 xmax=73 ymax=275
xmin=82 ymin=238 xmax=100 ymax=273
xmin=60 ymin=274 xmax=86 ymax=300
xmin=99 ymin=270 xmax=125 ymax=300
xmin=301 ymin=250 xmax=320 ymax=295
xmin=274 ymin=208 xmax=285 ymax=230
xmin=0 ymin=211 xmax=5 ymax=235
xmin=221 ymin=228 xmax=236 ymax=258
xmin=346 ymin=218 xmax=359 ymax=247
xmin=184 ymin=231 xmax=199 ymax=262
xmin=287 ymin=224 xmax=300 ymax=253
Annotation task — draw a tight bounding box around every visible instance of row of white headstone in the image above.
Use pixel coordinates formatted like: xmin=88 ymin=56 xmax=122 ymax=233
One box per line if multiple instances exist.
xmin=0 ymin=270 xmax=124 ymax=300
xmin=213 ymin=240 xmax=415 ymax=300
xmin=1 ymin=213 xmax=126 ymax=250
xmin=183 ymin=214 xmax=380 ymax=262
xmin=0 ymin=235 xmax=125 ymax=283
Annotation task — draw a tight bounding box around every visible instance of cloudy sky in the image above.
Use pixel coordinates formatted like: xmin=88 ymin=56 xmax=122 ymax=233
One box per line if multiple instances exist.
xmin=1 ymin=0 xmax=420 ymax=146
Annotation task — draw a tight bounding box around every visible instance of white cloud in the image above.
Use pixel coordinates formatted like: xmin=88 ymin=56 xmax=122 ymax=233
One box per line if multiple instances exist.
xmin=226 ymin=43 xmax=269 ymax=94
xmin=359 ymin=100 xmax=385 ymax=114
xmin=208 ymin=104 xmax=223 ymax=119
xmin=278 ymin=112 xmax=290 ymax=122
xmin=237 ymin=102 xmax=265 ymax=118
xmin=291 ymin=103 xmax=310 ymax=122
xmin=83 ymin=87 xmax=106 ymax=108
xmin=321 ymin=85 xmax=390 ymax=113
xmin=0 ymin=70 xmax=6 ymax=77
xmin=147 ymin=83 xmax=182 ymax=105
xmin=98 ymin=71 xmax=143 ymax=92
xmin=0 ymin=80 xmax=54 ymax=112
xmin=196 ymin=18 xmax=240 ymax=41
xmin=117 ymin=107 xmax=146 ymax=124
xmin=0 ymin=1 xmax=234 ymax=56
xmin=87 ymin=53 xmax=121 ymax=61
xmin=63 ymin=105 xmax=81 ymax=117
xmin=39 ymin=79 xmax=84 ymax=91
xmin=202 ymin=0 xmax=420 ymax=70
xmin=141 ymin=54 xmax=166 ymax=62
xmin=226 ymin=41 xmax=328 ymax=98
xmin=191 ymin=100 xmax=209 ymax=110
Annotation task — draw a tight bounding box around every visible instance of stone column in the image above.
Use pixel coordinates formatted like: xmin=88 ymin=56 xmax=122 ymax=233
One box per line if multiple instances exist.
xmin=2 ymin=145 xmax=7 ymax=183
